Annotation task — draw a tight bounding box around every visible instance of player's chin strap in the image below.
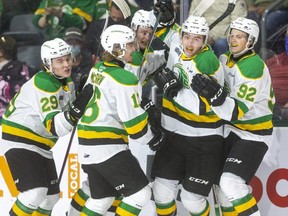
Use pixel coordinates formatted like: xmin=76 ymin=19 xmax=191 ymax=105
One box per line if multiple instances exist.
xmin=44 ymin=65 xmax=66 ymax=80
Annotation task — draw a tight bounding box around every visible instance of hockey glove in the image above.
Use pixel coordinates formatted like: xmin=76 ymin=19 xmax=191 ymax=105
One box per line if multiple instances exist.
xmin=147 ymin=127 xmax=166 ymax=151
xmin=77 ymin=73 xmax=88 ymax=94
xmin=65 ymin=84 xmax=93 ymax=125
xmin=154 ymin=67 xmax=183 ymax=98
xmin=191 ymin=74 xmax=227 ymax=106
xmin=141 ymin=97 xmax=162 ymax=130
xmin=153 ymin=0 xmax=176 ymax=27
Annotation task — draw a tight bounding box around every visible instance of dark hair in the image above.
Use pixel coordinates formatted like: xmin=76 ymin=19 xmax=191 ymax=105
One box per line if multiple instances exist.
xmin=0 ymin=36 xmax=17 ymax=60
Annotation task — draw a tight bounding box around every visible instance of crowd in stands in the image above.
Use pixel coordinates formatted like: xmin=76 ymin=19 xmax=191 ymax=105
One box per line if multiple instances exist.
xmin=0 ymin=0 xmax=287 ymax=121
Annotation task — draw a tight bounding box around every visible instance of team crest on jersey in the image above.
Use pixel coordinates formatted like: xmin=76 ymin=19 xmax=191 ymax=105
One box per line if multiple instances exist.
xmin=172 ymin=63 xmax=190 ymax=88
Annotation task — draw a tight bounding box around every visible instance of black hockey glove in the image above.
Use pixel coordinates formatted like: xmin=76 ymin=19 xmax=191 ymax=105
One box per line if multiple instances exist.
xmin=151 ymin=38 xmax=169 ymax=61
xmin=77 ymin=73 xmax=88 ymax=94
xmin=141 ymin=97 xmax=162 ymax=130
xmin=147 ymin=127 xmax=166 ymax=151
xmin=65 ymin=84 xmax=93 ymax=125
xmin=153 ymin=67 xmax=183 ymax=98
xmin=153 ymin=0 xmax=176 ymax=27
xmin=191 ymin=74 xmax=227 ymax=106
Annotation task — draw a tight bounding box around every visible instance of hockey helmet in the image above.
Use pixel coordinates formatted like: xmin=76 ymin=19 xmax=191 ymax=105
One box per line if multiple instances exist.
xmin=41 ymin=38 xmax=71 ymax=66
xmin=131 ymin=10 xmax=156 ymax=32
xmin=229 ymin=17 xmax=259 ymax=47
xmin=181 ymin=15 xmax=209 ymax=44
xmin=101 ymin=24 xmax=135 ymax=55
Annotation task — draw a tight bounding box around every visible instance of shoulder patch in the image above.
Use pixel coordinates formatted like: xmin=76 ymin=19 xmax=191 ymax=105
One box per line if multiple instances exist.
xmin=238 ymin=54 xmax=264 ymax=79
xmin=195 ymin=49 xmax=220 ymax=76
xmin=34 ymin=71 xmax=62 ymax=93
xmin=106 ymin=68 xmax=139 ymax=85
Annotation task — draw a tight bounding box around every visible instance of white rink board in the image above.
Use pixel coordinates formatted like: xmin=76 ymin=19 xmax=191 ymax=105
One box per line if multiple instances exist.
xmin=1 ymin=126 xmax=288 ymax=215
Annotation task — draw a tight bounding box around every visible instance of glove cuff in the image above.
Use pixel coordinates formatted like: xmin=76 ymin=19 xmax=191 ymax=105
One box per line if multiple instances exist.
xmin=211 ymin=87 xmax=227 ymax=106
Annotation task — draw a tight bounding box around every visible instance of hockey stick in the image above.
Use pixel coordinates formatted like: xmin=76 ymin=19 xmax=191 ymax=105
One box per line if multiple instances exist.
xmin=212 ymin=185 xmax=221 ymax=216
xmin=58 ymin=126 xmax=77 ymax=183
xmin=139 ymin=11 xmax=162 ymax=75
xmin=209 ymin=0 xmax=236 ymax=30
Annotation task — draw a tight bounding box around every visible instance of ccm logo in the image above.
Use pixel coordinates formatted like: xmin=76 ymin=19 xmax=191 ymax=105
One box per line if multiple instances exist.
xmin=189 ymin=177 xmax=209 ymax=185
xmin=226 ymin=157 xmax=242 ymax=164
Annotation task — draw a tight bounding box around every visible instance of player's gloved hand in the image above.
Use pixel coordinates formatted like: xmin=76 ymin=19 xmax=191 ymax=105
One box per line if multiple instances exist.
xmin=65 ymin=84 xmax=93 ymax=125
xmin=77 ymin=73 xmax=88 ymax=94
xmin=153 ymin=67 xmax=183 ymax=98
xmin=191 ymin=73 xmax=227 ymax=106
xmin=153 ymin=0 xmax=176 ymax=27
xmin=141 ymin=97 xmax=162 ymax=130
xmin=147 ymin=127 xmax=166 ymax=151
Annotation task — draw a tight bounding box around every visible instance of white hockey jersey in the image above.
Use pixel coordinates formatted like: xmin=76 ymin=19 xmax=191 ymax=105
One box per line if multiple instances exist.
xmin=77 ymin=61 xmax=155 ymax=164
xmin=1 ymin=71 xmax=75 ymax=156
xmin=214 ymin=51 xmax=275 ymax=146
xmin=155 ymin=27 xmax=225 ymax=137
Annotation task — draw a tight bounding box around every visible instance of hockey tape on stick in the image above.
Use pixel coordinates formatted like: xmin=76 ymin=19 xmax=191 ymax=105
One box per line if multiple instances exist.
xmin=209 ymin=0 xmax=236 ymax=30
xmin=58 ymin=126 xmax=76 ymax=183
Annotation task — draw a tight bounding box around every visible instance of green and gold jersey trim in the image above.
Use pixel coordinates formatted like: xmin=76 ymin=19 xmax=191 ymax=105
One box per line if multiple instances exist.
xmin=77 ymin=125 xmax=128 ymax=145
xmin=162 ymin=98 xmax=222 ymax=128
xmin=2 ymin=119 xmax=57 ymax=150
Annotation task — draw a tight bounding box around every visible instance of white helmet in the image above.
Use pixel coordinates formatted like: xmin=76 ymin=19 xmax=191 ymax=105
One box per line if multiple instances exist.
xmin=229 ymin=17 xmax=259 ymax=47
xmin=101 ymin=24 xmax=135 ymax=55
xmin=181 ymin=15 xmax=209 ymax=44
xmin=131 ymin=10 xmax=156 ymax=32
xmin=41 ymin=38 xmax=71 ymax=66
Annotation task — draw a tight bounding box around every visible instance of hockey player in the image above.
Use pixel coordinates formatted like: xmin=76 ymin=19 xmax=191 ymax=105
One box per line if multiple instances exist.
xmin=148 ymin=1 xmax=225 ymax=215
xmin=125 ymin=9 xmax=167 ymax=86
xmin=191 ymin=17 xmax=275 ymax=216
xmin=0 ymin=38 xmax=93 ymax=215
xmin=69 ymin=24 xmax=164 ymax=216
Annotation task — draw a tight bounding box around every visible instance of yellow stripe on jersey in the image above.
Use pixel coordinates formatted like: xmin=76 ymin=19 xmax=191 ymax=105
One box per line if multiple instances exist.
xmin=2 ymin=124 xmax=55 ymax=148
xmin=124 ymin=116 xmax=148 ymax=136
xmin=234 ymin=120 xmax=273 ymax=131
xmin=163 ymin=99 xmax=221 ymax=123
xmin=78 ymin=130 xmax=128 ymax=142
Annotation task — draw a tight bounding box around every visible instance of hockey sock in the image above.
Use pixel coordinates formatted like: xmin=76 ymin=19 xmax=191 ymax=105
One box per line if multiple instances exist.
xmin=107 ymin=196 xmax=122 ymax=213
xmin=189 ymin=200 xmax=210 ymax=216
xmin=9 ymin=198 xmax=35 ymax=215
xmin=231 ymin=193 xmax=259 ymax=215
xmin=221 ymin=205 xmax=238 ymax=216
xmin=81 ymin=206 xmax=103 ymax=216
xmin=155 ymin=199 xmax=177 ymax=216
xmin=70 ymin=188 xmax=89 ymax=212
xmin=115 ymin=201 xmax=142 ymax=216
xmin=31 ymin=207 xmax=52 ymax=216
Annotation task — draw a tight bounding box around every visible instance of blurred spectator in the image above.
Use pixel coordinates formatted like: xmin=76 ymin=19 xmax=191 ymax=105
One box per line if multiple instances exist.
xmin=64 ymin=27 xmax=93 ymax=89
xmin=93 ymin=0 xmax=139 ymax=21
xmin=32 ymin=0 xmax=95 ymax=40
xmin=189 ymin=0 xmax=248 ymax=57
xmin=84 ymin=0 xmax=131 ymax=64
xmin=0 ymin=35 xmax=35 ymax=117
xmin=0 ymin=0 xmax=3 ymax=31
xmin=246 ymin=0 xmax=288 ymax=51
xmin=0 ymin=0 xmax=41 ymax=33
xmin=266 ymin=51 xmax=288 ymax=120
